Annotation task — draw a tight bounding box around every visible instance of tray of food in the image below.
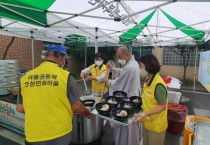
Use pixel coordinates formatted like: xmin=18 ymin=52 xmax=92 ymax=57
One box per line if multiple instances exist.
xmin=90 ymin=91 xmax=142 ymax=126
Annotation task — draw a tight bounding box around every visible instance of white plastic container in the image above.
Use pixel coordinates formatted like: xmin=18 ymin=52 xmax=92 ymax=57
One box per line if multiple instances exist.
xmin=167 ymin=91 xmax=182 ymax=104
xmin=0 ymin=60 xmax=19 ymax=93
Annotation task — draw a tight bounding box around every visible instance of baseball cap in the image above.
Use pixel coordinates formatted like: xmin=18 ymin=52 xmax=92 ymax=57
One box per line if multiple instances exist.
xmin=47 ymin=45 xmax=67 ymax=55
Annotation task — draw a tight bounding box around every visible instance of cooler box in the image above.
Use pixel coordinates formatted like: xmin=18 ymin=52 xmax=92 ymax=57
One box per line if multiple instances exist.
xmin=167 ymin=103 xmax=188 ymax=135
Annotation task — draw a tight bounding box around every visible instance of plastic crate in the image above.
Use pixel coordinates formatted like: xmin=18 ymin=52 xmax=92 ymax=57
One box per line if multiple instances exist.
xmin=183 ymin=115 xmax=210 ymax=145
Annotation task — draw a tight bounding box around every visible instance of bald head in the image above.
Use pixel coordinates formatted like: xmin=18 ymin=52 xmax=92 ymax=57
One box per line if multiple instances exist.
xmin=46 ymin=51 xmax=67 ymax=68
xmin=116 ymin=46 xmax=132 ymax=64
xmin=117 ymin=46 xmax=131 ymax=56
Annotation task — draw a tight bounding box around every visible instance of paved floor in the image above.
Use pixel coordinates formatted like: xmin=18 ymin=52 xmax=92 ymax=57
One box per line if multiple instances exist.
xmin=0 ymin=80 xmax=210 ymax=145
xmin=0 ymin=126 xmax=24 ymax=145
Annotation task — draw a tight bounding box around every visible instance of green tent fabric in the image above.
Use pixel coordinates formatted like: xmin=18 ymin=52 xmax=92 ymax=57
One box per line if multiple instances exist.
xmin=161 ymin=9 xmax=205 ymax=41
xmin=0 ymin=0 xmax=55 ymax=26
xmin=119 ymin=9 xmax=156 ymax=45
xmin=65 ymin=34 xmax=87 ymax=46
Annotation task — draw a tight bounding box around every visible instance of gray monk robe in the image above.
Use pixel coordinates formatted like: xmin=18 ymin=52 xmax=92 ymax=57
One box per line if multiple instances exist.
xmin=108 ymin=56 xmax=142 ymax=145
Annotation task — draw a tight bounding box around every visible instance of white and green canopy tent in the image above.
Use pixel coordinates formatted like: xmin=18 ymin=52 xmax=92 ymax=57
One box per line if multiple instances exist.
xmin=0 ymin=0 xmax=210 ymax=48
xmin=1 ymin=0 xmax=210 ymax=91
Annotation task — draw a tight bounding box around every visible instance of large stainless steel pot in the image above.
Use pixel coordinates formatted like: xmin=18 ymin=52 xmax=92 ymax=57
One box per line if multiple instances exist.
xmin=72 ymin=96 xmax=104 ymax=144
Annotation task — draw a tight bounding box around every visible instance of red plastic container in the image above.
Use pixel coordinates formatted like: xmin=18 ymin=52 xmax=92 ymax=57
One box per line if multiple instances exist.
xmin=167 ymin=103 xmax=188 ymax=134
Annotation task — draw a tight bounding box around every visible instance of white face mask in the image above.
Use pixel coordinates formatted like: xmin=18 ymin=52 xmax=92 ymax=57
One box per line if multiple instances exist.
xmin=41 ymin=55 xmax=46 ymax=59
xmin=41 ymin=50 xmax=47 ymax=59
xmin=140 ymin=68 xmax=148 ymax=77
xmin=61 ymin=61 xmax=65 ymax=68
xmin=118 ymin=59 xmax=126 ymax=65
xmin=95 ymin=60 xmax=103 ymax=66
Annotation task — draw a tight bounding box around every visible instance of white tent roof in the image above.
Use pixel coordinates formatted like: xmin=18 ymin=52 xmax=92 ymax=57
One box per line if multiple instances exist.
xmin=0 ymin=0 xmax=210 ymax=46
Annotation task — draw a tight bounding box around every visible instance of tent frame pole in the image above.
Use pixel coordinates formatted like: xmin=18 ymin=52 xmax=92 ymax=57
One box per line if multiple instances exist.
xmin=85 ymin=46 xmax=87 ymax=68
xmin=0 ymin=4 xmax=46 ymax=26
xmin=2 ymin=21 xmax=18 ymax=28
xmin=116 ymin=1 xmax=119 ymax=18
xmin=120 ymin=2 xmax=152 ymax=39
xmin=146 ymin=26 xmax=157 ymax=44
xmin=0 ymin=18 xmax=2 ymax=27
xmin=5 ymin=29 xmax=33 ymax=39
xmin=157 ymin=33 xmax=204 ymax=45
xmin=121 ymin=1 xmax=173 ymax=20
xmin=98 ymin=0 xmax=115 ymax=17
xmin=95 ymin=27 xmax=98 ymax=53
xmin=49 ymin=0 xmax=115 ymax=26
xmin=120 ymin=1 xmax=137 ymax=24
xmin=151 ymin=19 xmax=210 ymax=37
xmin=50 ymin=13 xmax=107 ymax=42
xmin=193 ymin=45 xmax=198 ymax=92
xmin=123 ymin=0 xmax=209 ymax=2
xmin=140 ymin=46 xmax=142 ymax=57
xmin=48 ymin=11 xmax=113 ymax=20
xmin=99 ymin=21 xmax=210 ymax=39
xmin=120 ymin=1 xmax=145 ymax=39
xmin=31 ymin=31 xmax=35 ymax=69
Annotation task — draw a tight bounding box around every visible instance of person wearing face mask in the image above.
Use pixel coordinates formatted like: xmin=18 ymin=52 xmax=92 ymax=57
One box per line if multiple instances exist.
xmin=105 ymin=46 xmax=141 ymax=97
xmin=16 ymin=45 xmax=91 ymax=145
xmin=104 ymin=46 xmax=141 ymax=145
xmin=133 ymin=54 xmax=167 ymax=145
xmin=80 ymin=52 xmax=108 ymax=96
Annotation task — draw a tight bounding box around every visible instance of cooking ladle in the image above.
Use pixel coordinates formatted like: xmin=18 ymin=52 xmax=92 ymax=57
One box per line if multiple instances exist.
xmin=83 ymin=78 xmax=91 ymax=95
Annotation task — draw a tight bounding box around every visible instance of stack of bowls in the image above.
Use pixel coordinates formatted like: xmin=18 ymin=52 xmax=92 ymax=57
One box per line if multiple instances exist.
xmin=130 ymin=96 xmax=142 ymax=112
xmin=0 ymin=60 xmax=19 ymax=95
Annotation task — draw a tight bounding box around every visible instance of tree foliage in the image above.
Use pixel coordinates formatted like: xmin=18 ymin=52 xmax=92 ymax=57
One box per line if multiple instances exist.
xmin=2 ymin=37 xmax=15 ymax=60
xmin=166 ymin=45 xmax=196 ymax=85
xmin=165 ymin=39 xmax=210 ymax=85
xmin=198 ymin=39 xmax=210 ymax=51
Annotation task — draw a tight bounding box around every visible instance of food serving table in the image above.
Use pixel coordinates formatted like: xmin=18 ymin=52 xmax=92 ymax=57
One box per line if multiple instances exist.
xmin=0 ymin=94 xmax=24 ymax=134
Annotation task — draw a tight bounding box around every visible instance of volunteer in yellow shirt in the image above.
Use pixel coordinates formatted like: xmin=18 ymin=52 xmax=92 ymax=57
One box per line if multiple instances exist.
xmin=16 ymin=45 xmax=91 ymax=145
xmin=133 ymin=54 xmax=168 ymax=145
xmin=80 ymin=52 xmax=108 ymax=96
